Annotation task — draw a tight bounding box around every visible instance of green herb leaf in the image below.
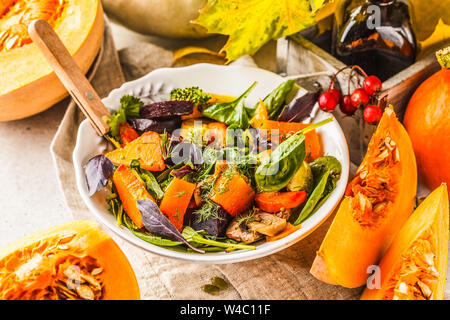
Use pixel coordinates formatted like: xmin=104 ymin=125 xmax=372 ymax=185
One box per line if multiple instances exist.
xmin=108 ymin=95 xmax=143 ymax=140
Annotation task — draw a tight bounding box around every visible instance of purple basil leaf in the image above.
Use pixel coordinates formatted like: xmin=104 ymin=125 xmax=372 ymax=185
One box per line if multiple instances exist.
xmin=171 ymin=164 xmax=196 ymax=179
xmin=277 ymin=91 xmax=320 ymax=123
xmin=128 ymin=117 xmax=181 ymax=134
xmin=84 ymin=155 xmax=115 ymax=196
xmin=137 ymin=199 xmax=204 ymax=253
xmin=140 ymin=101 xmax=193 ymax=119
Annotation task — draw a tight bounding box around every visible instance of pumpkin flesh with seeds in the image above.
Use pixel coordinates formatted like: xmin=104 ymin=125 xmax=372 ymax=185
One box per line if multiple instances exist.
xmin=0 ymin=0 xmax=104 ymax=121
xmin=310 ymin=107 xmax=417 ymax=288
xmin=361 ymin=184 xmax=449 ymax=300
xmin=0 ymin=221 xmax=140 ymax=300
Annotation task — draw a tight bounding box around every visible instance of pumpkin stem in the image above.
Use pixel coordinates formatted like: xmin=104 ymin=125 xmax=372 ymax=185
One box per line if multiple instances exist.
xmin=436 ymin=46 xmax=450 ymax=69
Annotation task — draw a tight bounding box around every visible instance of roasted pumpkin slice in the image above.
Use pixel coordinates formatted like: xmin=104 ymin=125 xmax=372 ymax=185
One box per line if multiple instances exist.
xmin=310 ymin=107 xmax=417 ymax=288
xmin=0 ymin=0 xmax=104 ymax=120
xmin=210 ymin=164 xmax=255 ymax=217
xmin=0 ymin=220 xmax=140 ymax=300
xmin=361 ymin=184 xmax=449 ymax=300
xmin=106 ymin=131 xmax=165 ymax=171
xmin=113 ymin=164 xmax=155 ymax=228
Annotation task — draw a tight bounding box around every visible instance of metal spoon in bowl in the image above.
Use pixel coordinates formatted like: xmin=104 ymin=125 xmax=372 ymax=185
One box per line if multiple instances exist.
xmin=28 ymin=19 xmax=111 ymax=138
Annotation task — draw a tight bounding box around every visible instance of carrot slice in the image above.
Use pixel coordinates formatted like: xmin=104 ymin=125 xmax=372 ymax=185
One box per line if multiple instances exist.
xmin=255 ymin=191 xmax=307 ymax=213
xmin=113 ymin=165 xmax=155 ymax=228
xmin=210 ymin=164 xmax=255 ymax=217
xmin=258 ymin=120 xmax=322 ymax=161
xmin=119 ymin=122 xmax=140 ymax=147
xmin=266 ymin=223 xmax=301 ymax=242
xmin=106 ymin=131 xmax=165 ymax=171
xmin=159 ymin=178 xmax=196 ymax=232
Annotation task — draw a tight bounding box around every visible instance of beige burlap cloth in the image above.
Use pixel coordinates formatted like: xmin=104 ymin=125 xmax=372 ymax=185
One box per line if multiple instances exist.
xmin=50 ymin=22 xmax=375 ymax=300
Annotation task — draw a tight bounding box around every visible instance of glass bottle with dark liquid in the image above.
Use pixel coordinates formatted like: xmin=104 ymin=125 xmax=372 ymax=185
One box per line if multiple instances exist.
xmin=332 ymin=0 xmax=416 ymax=81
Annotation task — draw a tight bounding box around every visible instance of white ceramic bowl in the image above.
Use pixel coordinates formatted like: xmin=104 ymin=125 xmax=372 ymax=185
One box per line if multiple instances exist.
xmin=73 ymin=64 xmax=349 ymax=264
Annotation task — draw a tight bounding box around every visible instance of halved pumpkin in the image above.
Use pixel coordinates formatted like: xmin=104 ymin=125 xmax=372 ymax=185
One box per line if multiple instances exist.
xmin=0 ymin=0 xmax=104 ymax=121
xmin=0 ymin=220 xmax=140 ymax=300
xmin=310 ymin=107 xmax=417 ymax=288
xmin=361 ymin=184 xmax=449 ymax=300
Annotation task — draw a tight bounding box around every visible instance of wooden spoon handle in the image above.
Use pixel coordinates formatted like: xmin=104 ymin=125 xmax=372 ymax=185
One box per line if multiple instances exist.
xmin=28 ymin=19 xmax=110 ymax=136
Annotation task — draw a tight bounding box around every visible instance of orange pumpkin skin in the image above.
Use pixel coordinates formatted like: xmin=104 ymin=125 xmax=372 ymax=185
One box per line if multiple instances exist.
xmin=0 ymin=220 xmax=140 ymax=300
xmin=310 ymin=107 xmax=417 ymax=288
xmin=361 ymin=184 xmax=449 ymax=300
xmin=404 ymin=67 xmax=450 ymax=197
xmin=0 ymin=0 xmax=104 ymax=121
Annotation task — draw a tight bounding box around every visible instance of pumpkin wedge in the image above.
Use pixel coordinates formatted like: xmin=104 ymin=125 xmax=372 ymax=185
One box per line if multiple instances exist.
xmin=0 ymin=0 xmax=104 ymax=121
xmin=106 ymin=131 xmax=165 ymax=171
xmin=310 ymin=107 xmax=417 ymax=288
xmin=361 ymin=184 xmax=449 ymax=300
xmin=0 ymin=220 xmax=140 ymax=300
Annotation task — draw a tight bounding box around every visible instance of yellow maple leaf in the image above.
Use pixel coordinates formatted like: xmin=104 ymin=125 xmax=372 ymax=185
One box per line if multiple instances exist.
xmin=193 ymin=0 xmax=326 ymax=62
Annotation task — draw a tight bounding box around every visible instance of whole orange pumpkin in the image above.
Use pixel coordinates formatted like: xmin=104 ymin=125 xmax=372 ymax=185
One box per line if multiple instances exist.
xmin=404 ymin=47 xmax=450 ymax=196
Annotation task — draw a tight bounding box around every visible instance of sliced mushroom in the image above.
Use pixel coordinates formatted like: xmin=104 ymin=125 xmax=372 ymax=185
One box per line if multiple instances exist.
xmin=275 ymin=209 xmax=291 ymax=220
xmin=247 ymin=212 xmax=287 ymax=237
xmin=226 ymin=219 xmax=263 ymax=243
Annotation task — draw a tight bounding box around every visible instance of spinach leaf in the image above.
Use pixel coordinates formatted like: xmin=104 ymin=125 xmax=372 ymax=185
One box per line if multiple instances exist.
xmin=85 ymin=155 xmax=115 ymax=196
xmin=137 ymin=199 xmax=205 ymax=253
xmin=310 ymin=156 xmax=342 ymax=178
xmin=293 ymin=169 xmax=330 ymax=225
xmin=131 ymin=230 xmax=183 ymax=247
xmin=255 ymin=133 xmax=306 ymax=192
xmin=182 ymin=227 xmax=256 ymax=251
xmin=108 ymin=95 xmax=143 ymax=140
xmin=201 ymin=82 xmax=256 ymax=129
xmin=260 ymin=80 xmax=296 ymax=119
xmin=292 ymin=156 xmax=342 ymax=225
xmin=254 ymin=118 xmax=334 ymax=192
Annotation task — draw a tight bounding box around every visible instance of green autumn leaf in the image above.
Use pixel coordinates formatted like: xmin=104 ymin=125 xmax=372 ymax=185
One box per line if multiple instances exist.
xmin=193 ymin=0 xmax=326 ymax=62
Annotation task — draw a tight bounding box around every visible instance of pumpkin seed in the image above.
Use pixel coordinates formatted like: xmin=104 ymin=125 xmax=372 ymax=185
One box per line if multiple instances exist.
xmin=417 ymin=280 xmax=432 ymax=299
xmin=201 ymin=284 xmax=220 ymax=295
xmin=76 ymin=285 xmax=95 ymax=300
xmin=91 ymin=267 xmax=103 ymax=276
xmin=211 ymin=277 xmax=228 ymax=290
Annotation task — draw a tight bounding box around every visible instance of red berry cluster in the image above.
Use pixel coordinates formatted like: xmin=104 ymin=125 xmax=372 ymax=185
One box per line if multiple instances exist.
xmin=318 ymin=65 xmax=383 ymax=123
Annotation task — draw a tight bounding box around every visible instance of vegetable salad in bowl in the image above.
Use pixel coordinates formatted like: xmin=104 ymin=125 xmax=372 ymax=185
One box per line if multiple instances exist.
xmin=84 ymin=79 xmax=342 ymax=254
